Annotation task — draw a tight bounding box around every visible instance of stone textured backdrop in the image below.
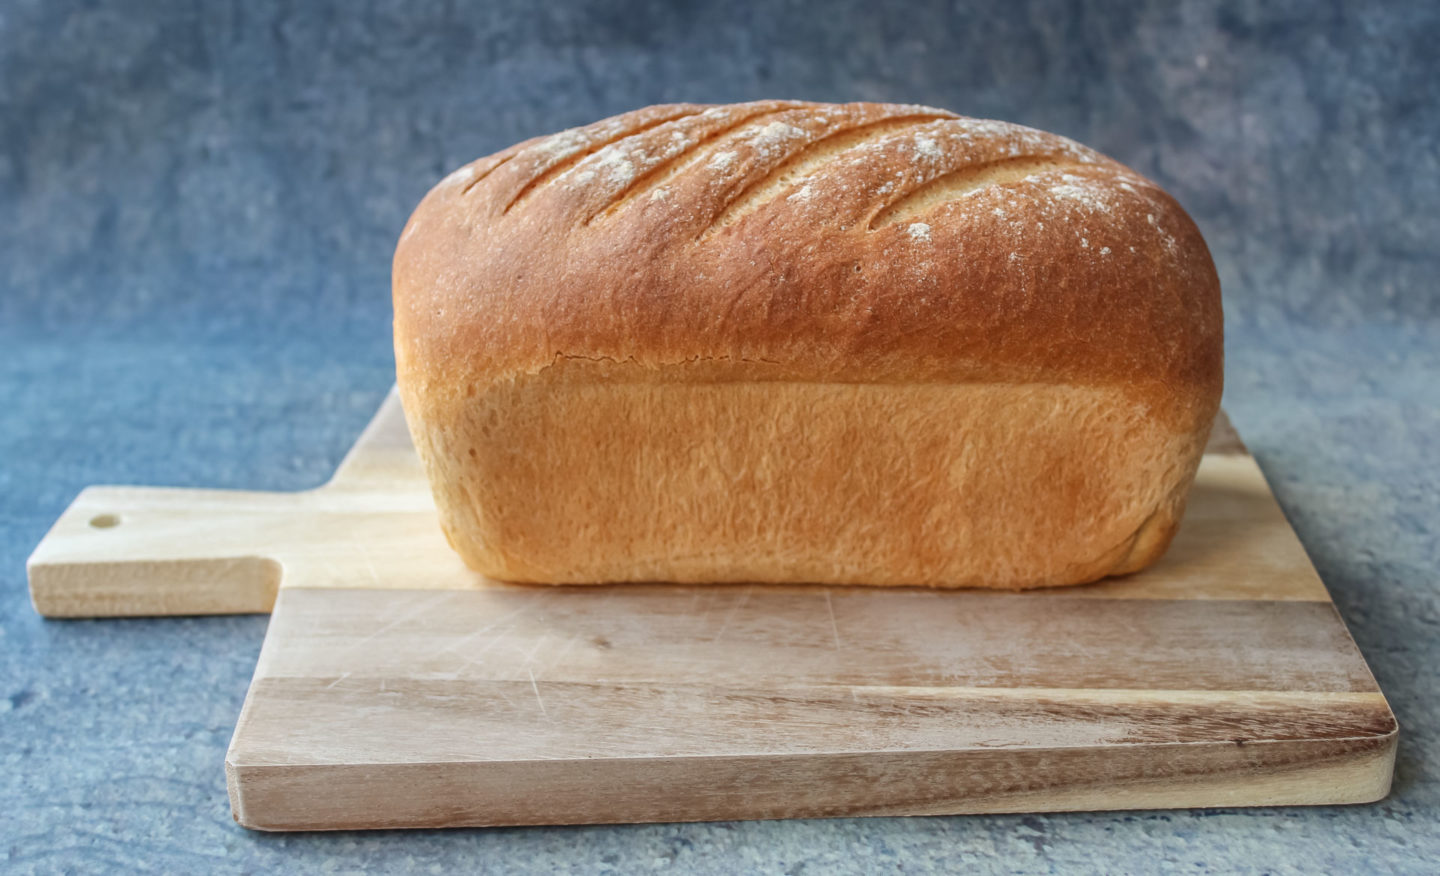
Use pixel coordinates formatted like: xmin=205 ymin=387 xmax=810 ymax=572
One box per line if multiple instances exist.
xmin=2 ymin=2 xmax=1437 ymax=873
xmin=4 ymin=0 xmax=1437 ymax=339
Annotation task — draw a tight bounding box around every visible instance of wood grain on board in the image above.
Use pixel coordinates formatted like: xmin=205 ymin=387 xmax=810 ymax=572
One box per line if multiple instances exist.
xmin=27 ymin=391 xmax=1397 ymax=829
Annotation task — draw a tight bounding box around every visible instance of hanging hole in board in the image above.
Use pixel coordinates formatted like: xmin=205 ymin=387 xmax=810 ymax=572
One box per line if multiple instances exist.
xmin=89 ymin=513 xmax=121 ymax=529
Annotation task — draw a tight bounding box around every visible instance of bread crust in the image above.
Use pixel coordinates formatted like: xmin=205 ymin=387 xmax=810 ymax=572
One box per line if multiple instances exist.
xmin=393 ymin=101 xmax=1223 ymax=588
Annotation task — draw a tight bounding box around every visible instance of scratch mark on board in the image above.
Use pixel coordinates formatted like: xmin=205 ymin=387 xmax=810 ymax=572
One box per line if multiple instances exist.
xmin=518 ymin=634 xmax=549 ymax=672
xmin=711 ymin=585 xmax=754 ymax=644
xmin=527 ymin=669 xmax=551 ymax=722
xmin=487 ymin=685 xmax=518 ymax=709
xmin=434 ymin=596 xmax=542 ymax=660
xmin=347 ymin=590 xmax=454 ymax=653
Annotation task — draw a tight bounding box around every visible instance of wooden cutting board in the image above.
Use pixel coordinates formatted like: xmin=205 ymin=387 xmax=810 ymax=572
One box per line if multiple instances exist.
xmin=27 ymin=390 xmax=1397 ymax=830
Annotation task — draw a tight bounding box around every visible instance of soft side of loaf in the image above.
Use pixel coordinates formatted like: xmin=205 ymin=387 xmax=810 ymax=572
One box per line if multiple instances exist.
xmin=393 ymin=101 xmax=1223 ymax=589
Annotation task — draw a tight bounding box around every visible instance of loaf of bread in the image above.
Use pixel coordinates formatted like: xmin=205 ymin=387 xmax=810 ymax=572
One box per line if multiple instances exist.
xmin=393 ymin=101 xmax=1223 ymax=589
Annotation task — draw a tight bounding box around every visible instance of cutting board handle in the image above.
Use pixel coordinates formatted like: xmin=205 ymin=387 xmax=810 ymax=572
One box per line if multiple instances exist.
xmin=27 ymin=485 xmax=298 ymax=617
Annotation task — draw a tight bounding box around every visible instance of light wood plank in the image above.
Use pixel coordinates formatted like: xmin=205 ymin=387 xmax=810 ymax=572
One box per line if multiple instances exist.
xmin=234 ymin=677 xmax=1393 ymax=764
xmin=222 ymin=580 xmax=1394 ymax=828
xmin=252 ymin=588 xmax=1375 ymax=694
xmin=229 ymin=732 xmax=1394 ymax=831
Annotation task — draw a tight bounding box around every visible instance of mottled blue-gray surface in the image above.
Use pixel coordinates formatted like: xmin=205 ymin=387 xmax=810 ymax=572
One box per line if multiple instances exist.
xmin=2 ymin=1 xmax=1437 ymax=873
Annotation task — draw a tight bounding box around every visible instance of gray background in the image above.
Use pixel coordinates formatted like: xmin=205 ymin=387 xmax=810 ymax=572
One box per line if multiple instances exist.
xmin=2 ymin=0 xmax=1436 ymax=872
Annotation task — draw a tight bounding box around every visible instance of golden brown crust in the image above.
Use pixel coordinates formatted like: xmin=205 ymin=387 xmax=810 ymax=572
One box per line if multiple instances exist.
xmin=395 ymin=101 xmax=1220 ymax=414
xmin=393 ymin=101 xmax=1224 ymax=588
